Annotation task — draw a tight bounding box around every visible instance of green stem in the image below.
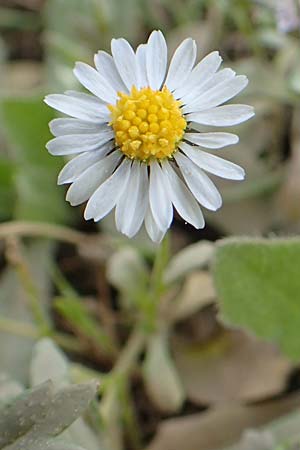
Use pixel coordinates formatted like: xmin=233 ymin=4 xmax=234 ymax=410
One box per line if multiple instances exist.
xmin=98 ymin=234 xmax=171 ymax=449
xmin=113 ymin=325 xmax=146 ymax=376
xmin=100 ymin=325 xmax=146 ymax=450
xmin=152 ymin=235 xmax=170 ymax=297
xmin=142 ymin=235 xmax=170 ymax=330
xmin=0 ymin=317 xmax=87 ymax=353
xmin=120 ymin=380 xmax=142 ymax=450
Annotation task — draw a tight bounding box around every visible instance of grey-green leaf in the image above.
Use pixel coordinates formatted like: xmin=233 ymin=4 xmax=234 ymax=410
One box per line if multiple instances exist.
xmin=42 ymin=440 xmax=87 ymax=450
xmin=30 ymin=339 xmax=101 ymax=450
xmin=0 ymin=374 xmax=23 ymax=405
xmin=0 ymin=380 xmax=98 ymax=449
xmin=0 ymin=381 xmax=53 ymax=448
xmin=33 ymin=382 xmax=98 ymax=437
xmin=4 ymin=437 xmax=87 ymax=450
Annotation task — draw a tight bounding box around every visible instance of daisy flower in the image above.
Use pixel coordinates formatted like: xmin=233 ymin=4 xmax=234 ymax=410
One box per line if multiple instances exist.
xmin=45 ymin=30 xmax=254 ymax=242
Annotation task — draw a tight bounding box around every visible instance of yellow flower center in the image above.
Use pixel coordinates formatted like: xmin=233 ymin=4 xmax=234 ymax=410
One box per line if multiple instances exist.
xmin=108 ymin=86 xmax=186 ymax=161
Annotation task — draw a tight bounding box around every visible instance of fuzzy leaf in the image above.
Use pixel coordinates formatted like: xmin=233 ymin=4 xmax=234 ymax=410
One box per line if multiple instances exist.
xmin=0 ymin=380 xmax=98 ymax=450
xmin=0 ymin=381 xmax=53 ymax=448
xmin=4 ymin=437 xmax=87 ymax=450
xmin=214 ymin=238 xmax=300 ymax=361
xmin=32 ymin=383 xmax=98 ymax=436
xmin=40 ymin=440 xmax=87 ymax=450
xmin=30 ymin=339 xmax=101 ymax=450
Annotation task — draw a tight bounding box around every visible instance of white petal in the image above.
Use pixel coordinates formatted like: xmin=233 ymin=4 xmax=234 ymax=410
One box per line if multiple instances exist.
xmin=136 ymin=44 xmax=148 ymax=88
xmin=179 ymin=142 xmax=245 ymax=180
xmin=173 ymin=51 xmax=222 ymax=99
xmin=66 ymin=150 xmax=121 ymax=206
xmin=161 ymin=160 xmax=204 ymax=229
xmin=182 ymin=75 xmax=248 ymax=113
xmin=115 ymin=161 xmax=148 ymax=237
xmin=57 ymin=143 xmax=114 ymax=185
xmin=184 ymin=132 xmax=239 ymax=149
xmin=94 ymin=51 xmax=128 ymax=93
xmin=187 ymin=105 xmax=255 ymax=127
xmin=145 ymin=206 xmax=165 ymax=243
xmin=84 ymin=158 xmax=131 ymax=221
xmin=58 ymin=152 xmax=103 ymax=185
xmin=165 ymin=38 xmax=197 ymax=92
xmin=49 ymin=118 xmax=108 ymax=137
xmin=46 ymin=131 xmax=114 ymax=155
xmin=181 ymin=68 xmax=235 ymax=106
xmin=44 ymin=94 xmax=109 ymax=123
xmin=194 ymin=68 xmax=235 ymax=92
xmin=149 ymin=160 xmax=173 ymax=231
xmin=175 ymin=152 xmax=222 ymax=211
xmin=146 ymin=30 xmax=167 ymax=90
xmin=73 ymin=62 xmax=117 ymax=103
xmin=111 ymin=38 xmax=138 ymax=90
xmin=65 ymin=90 xmax=105 ymax=105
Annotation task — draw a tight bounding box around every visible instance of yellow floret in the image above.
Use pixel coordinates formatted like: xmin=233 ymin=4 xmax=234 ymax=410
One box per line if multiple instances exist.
xmin=108 ymin=86 xmax=186 ymax=161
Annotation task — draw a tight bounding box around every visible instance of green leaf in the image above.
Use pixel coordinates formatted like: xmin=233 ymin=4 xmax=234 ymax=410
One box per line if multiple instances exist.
xmin=1 ymin=97 xmax=53 ymax=164
xmin=213 ymin=238 xmax=300 ymax=361
xmin=13 ymin=166 xmax=68 ymax=222
xmin=0 ymin=158 xmax=15 ymax=220
xmin=1 ymin=96 xmax=70 ymax=223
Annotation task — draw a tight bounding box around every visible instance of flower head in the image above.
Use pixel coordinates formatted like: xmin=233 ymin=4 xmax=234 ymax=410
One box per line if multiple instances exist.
xmin=45 ymin=30 xmax=254 ymax=242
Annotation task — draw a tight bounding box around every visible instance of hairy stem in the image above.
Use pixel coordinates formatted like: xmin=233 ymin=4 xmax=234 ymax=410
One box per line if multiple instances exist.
xmin=100 ymin=325 xmax=146 ymax=450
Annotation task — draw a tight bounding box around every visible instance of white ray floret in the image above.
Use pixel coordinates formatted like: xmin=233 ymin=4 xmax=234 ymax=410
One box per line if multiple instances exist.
xmin=45 ymin=30 xmax=254 ymax=242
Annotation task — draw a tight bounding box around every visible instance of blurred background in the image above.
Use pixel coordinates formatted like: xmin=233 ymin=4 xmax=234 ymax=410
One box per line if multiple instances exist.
xmin=0 ymin=1 xmax=300 ymax=450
